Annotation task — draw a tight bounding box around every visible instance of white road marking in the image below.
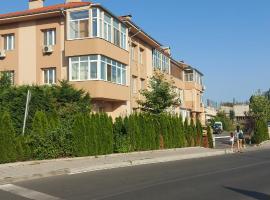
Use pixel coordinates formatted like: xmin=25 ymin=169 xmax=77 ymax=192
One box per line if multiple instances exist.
xmin=0 ymin=184 xmax=63 ymax=200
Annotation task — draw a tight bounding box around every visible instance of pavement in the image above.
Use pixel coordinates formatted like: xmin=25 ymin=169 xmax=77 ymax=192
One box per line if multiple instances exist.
xmin=1 ymin=143 xmax=270 ymax=199
xmin=0 ymin=147 xmax=234 ymax=185
xmin=0 ymin=139 xmax=270 ymax=186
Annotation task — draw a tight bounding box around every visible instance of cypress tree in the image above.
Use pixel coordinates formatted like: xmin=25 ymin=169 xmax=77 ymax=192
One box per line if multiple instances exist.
xmin=252 ymin=118 xmax=269 ymax=144
xmin=31 ymin=111 xmax=49 ymax=136
xmin=207 ymin=126 xmax=213 ymax=148
xmin=0 ymin=112 xmax=16 ymax=163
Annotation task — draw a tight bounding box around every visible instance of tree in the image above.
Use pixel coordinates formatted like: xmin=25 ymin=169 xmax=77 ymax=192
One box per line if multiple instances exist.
xmin=252 ymin=118 xmax=269 ymax=144
xmin=0 ymin=112 xmax=17 ymax=163
xmin=211 ymin=111 xmax=234 ymax=131
xmin=137 ymin=71 xmax=180 ymax=114
xmin=0 ymin=72 xmax=12 ymax=90
xmin=229 ymin=110 xmax=235 ymax=122
xmin=207 ymin=126 xmax=214 ymax=148
xmin=249 ymin=95 xmax=270 ymax=121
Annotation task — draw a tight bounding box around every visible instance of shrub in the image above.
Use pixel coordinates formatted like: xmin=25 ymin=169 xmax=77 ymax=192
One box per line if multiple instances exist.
xmin=207 ymin=126 xmax=213 ymax=148
xmin=0 ymin=112 xmax=17 ymax=163
xmin=252 ymin=118 xmax=269 ymax=144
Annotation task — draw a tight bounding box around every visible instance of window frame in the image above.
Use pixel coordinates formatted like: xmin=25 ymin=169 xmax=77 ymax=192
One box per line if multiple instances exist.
xmin=67 ymin=8 xmax=128 ymax=50
xmin=43 ymin=68 xmax=56 ymax=85
xmin=68 ymin=10 xmax=90 ymax=39
xmin=43 ymin=29 xmax=56 ymax=46
xmin=3 ymin=34 xmax=15 ymax=51
xmin=69 ymin=55 xmax=127 ymax=85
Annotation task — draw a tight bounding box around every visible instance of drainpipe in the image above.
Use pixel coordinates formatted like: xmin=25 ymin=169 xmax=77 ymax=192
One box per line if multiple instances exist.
xmin=128 ymin=28 xmax=142 ymax=114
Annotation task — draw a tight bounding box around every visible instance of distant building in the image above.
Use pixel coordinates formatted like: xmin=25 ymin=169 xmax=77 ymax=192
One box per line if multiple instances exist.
xmin=220 ymin=103 xmax=249 ymax=125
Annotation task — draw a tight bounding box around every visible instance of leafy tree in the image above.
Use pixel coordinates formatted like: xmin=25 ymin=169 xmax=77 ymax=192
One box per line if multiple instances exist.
xmin=0 ymin=112 xmax=17 ymax=163
xmin=229 ymin=110 xmax=235 ymax=121
xmin=249 ymin=95 xmax=270 ymax=121
xmin=207 ymin=126 xmax=213 ymax=148
xmin=0 ymin=72 xmax=12 ymax=90
xmin=137 ymin=71 xmax=180 ymax=114
xmin=265 ymin=89 xmax=270 ymax=101
xmin=252 ymin=118 xmax=269 ymax=144
xmin=211 ymin=111 xmax=234 ymax=131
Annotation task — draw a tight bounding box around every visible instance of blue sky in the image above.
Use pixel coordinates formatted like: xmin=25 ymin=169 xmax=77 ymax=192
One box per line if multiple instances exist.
xmin=1 ymin=0 xmax=270 ymax=103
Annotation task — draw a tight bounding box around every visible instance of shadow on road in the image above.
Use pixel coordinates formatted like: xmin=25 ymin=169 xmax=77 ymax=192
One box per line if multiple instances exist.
xmin=224 ymin=186 xmax=270 ymax=200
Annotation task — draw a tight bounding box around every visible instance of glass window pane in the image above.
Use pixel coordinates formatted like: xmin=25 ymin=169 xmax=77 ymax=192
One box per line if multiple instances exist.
xmin=113 ymin=19 xmax=119 ymax=28
xmin=69 ymin=21 xmax=79 ymax=39
xmin=89 ymin=55 xmax=98 ymax=60
xmin=49 ymin=69 xmax=54 ymax=84
xmin=92 ymin=8 xmax=97 ymax=18
xmin=108 ymin=25 xmax=112 ymax=42
xmin=101 ymin=56 xmax=106 ymax=62
xmin=80 ymin=20 xmax=89 ymax=38
xmin=107 ymin=64 xmax=112 ymax=81
xmin=92 ymin=18 xmax=97 ymax=37
xmin=112 ymin=65 xmax=116 ymax=82
xmin=70 ymin=10 xmax=89 ymax=20
xmin=116 ymin=67 xmax=121 ymax=84
xmin=80 ymin=62 xmax=89 ymax=80
xmin=44 ymin=70 xmax=48 ymax=84
xmin=90 ymin=62 xmax=97 ymax=79
xmin=122 ymin=70 xmax=126 ymax=85
xmin=104 ymin=13 xmax=111 ymax=23
xmin=101 ymin=62 xmax=106 ymax=80
xmin=71 ymin=57 xmax=79 ymax=62
xmin=72 ymin=63 xmax=79 ymax=80
xmin=80 ymin=56 xmax=88 ymax=61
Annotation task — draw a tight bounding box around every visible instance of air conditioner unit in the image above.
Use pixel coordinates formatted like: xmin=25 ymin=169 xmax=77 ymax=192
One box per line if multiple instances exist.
xmin=43 ymin=45 xmax=53 ymax=54
xmin=0 ymin=50 xmax=6 ymax=58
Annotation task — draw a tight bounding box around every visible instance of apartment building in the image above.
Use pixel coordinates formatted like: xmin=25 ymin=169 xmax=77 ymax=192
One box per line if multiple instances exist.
xmin=0 ymin=0 xmax=205 ymax=122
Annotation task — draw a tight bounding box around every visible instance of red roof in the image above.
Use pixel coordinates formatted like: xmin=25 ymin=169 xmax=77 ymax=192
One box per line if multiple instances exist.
xmin=0 ymin=2 xmax=91 ymax=19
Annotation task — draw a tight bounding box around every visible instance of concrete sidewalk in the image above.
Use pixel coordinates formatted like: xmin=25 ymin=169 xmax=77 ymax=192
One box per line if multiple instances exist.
xmin=0 ymin=147 xmax=233 ymax=185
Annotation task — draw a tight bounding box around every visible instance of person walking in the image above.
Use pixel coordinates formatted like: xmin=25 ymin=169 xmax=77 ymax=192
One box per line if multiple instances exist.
xmin=235 ymin=125 xmax=244 ymax=152
xmin=229 ymin=132 xmax=235 ymax=151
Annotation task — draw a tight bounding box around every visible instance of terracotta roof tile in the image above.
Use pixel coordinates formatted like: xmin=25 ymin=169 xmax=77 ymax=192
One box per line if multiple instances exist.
xmin=0 ymin=2 xmax=91 ymax=19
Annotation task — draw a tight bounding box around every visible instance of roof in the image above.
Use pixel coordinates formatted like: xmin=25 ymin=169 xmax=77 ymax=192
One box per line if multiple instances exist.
xmin=0 ymin=2 xmax=91 ymax=20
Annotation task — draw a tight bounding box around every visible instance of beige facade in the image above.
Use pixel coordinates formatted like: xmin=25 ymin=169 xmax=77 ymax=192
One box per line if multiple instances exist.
xmin=0 ymin=0 xmax=205 ymax=123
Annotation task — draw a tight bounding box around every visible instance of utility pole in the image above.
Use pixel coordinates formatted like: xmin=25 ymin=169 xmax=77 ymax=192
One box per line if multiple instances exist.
xmin=22 ymin=90 xmax=31 ymax=136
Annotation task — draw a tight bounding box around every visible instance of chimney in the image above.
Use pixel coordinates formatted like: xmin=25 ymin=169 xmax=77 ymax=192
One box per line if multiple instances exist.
xmin=120 ymin=15 xmax=132 ymax=21
xmin=29 ymin=0 xmax=44 ymax=9
xmin=65 ymin=0 xmax=82 ymax=3
xmin=162 ymin=47 xmax=171 ymax=56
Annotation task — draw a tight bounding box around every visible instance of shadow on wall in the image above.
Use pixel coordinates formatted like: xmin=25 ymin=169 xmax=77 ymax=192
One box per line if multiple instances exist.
xmin=224 ymin=186 xmax=270 ymax=200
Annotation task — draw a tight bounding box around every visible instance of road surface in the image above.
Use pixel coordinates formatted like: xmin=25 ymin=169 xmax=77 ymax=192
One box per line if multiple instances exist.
xmin=0 ymin=148 xmax=270 ymax=200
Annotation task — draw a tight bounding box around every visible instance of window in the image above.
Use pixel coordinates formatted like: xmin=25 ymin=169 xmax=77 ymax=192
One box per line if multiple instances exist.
xmin=140 ymin=78 xmax=145 ymax=90
xmin=0 ymin=71 xmax=14 ymax=85
xmin=152 ymin=49 xmax=170 ymax=73
xmin=131 ymin=44 xmax=136 ymax=60
xmin=113 ymin=19 xmax=120 ymax=47
xmin=43 ymin=68 xmax=56 ymax=84
xmin=69 ymin=55 xmax=127 ymax=85
xmin=69 ymin=10 xmax=89 ymax=39
xmin=68 ymin=8 xmax=127 ymax=50
xmin=43 ymin=29 xmax=56 ymax=46
xmin=103 ymin=13 xmax=112 ymax=42
xmin=3 ymin=34 xmax=14 ymax=51
xmin=132 ymin=76 xmax=137 ymax=94
xmin=139 ymin=48 xmax=144 ymax=64
xmin=120 ymin=24 xmax=127 ymax=49
xmin=92 ymin=8 xmax=98 ymax=37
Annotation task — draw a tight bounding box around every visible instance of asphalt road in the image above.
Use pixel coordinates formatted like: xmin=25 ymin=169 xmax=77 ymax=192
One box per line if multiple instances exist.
xmin=1 ymin=148 xmax=270 ymax=200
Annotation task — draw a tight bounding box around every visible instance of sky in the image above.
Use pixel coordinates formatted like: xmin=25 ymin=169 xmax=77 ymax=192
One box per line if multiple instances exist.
xmin=1 ymin=0 xmax=270 ymax=103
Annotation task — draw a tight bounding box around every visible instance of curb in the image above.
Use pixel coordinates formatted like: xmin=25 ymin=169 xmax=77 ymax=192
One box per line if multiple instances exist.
xmin=69 ymin=149 xmax=232 ymax=175
xmin=0 ymin=148 xmax=233 ymax=185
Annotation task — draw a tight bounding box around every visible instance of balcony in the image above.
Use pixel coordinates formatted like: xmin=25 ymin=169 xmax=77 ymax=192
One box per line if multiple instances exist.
xmin=65 ymin=38 xmax=129 ymax=65
xmin=71 ymin=80 xmax=130 ymax=101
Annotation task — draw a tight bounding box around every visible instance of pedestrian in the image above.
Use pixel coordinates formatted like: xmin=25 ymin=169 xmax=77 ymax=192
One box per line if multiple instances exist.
xmin=230 ymin=132 xmax=235 ymax=151
xmin=235 ymin=125 xmax=244 ymax=153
